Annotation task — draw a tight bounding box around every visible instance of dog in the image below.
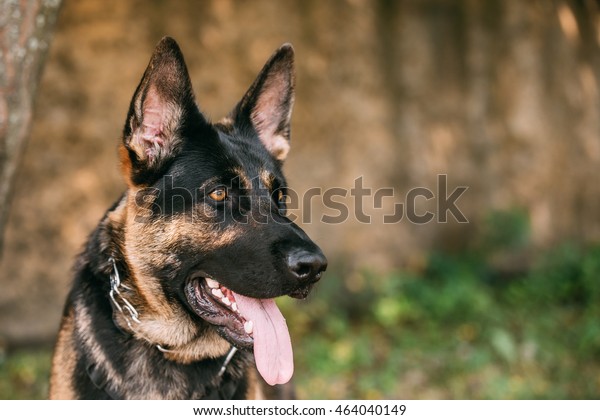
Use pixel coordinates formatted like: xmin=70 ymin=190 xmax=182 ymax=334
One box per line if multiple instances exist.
xmin=49 ymin=37 xmax=327 ymax=399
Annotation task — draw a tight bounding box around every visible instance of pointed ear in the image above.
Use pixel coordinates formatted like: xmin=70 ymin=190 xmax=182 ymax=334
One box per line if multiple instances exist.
xmin=121 ymin=37 xmax=198 ymax=185
xmin=229 ymin=44 xmax=295 ymax=162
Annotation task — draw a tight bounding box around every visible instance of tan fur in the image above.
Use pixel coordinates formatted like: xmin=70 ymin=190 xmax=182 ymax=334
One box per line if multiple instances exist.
xmin=75 ymin=304 xmax=124 ymax=389
xmin=260 ymin=168 xmax=276 ymax=191
xmin=259 ymin=133 xmax=290 ymax=161
xmin=233 ymin=167 xmax=252 ymax=190
xmin=49 ymin=307 xmax=77 ymax=399
xmin=161 ymin=329 xmax=232 ymax=364
xmin=246 ymin=367 xmax=266 ymax=400
xmin=216 ymin=116 xmax=234 ymax=132
xmin=118 ymin=144 xmax=134 ymax=187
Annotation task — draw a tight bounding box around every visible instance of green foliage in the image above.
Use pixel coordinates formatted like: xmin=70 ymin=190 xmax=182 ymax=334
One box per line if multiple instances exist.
xmin=290 ymin=240 xmax=600 ymax=399
xmin=0 ymin=348 xmax=51 ymax=399
xmin=481 ymin=208 xmax=530 ymax=252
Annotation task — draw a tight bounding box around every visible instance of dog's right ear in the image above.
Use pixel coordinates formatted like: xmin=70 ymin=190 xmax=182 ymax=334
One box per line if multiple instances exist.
xmin=120 ymin=37 xmax=199 ymax=186
xmin=228 ymin=44 xmax=295 ymax=163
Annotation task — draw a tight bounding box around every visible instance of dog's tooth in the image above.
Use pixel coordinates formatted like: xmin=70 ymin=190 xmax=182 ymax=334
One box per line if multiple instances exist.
xmin=244 ymin=321 xmax=254 ymax=334
xmin=211 ymin=288 xmax=224 ymax=299
xmin=232 ymin=302 xmax=238 ymax=312
xmin=221 ymin=297 xmax=232 ymax=306
xmin=205 ymin=278 xmax=220 ymax=289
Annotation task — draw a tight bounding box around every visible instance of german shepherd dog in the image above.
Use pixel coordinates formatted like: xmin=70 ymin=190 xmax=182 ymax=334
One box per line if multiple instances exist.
xmin=49 ymin=37 xmax=327 ymax=399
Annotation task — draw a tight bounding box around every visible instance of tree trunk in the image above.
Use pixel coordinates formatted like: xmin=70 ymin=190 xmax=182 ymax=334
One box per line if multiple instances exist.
xmin=0 ymin=0 xmax=62 ymax=254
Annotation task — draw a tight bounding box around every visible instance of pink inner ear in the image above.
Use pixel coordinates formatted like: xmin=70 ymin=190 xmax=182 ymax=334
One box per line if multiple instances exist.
xmin=252 ymin=84 xmax=283 ymax=132
xmin=132 ymin=87 xmax=166 ymax=160
xmin=140 ymin=107 xmax=165 ymax=158
xmin=251 ymin=74 xmax=292 ymax=161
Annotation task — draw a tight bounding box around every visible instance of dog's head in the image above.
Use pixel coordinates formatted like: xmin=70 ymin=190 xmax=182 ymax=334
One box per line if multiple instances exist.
xmin=115 ymin=37 xmax=326 ymax=385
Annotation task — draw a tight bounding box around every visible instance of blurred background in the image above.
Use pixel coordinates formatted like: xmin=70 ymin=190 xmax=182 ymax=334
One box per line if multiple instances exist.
xmin=1 ymin=0 xmax=600 ymax=399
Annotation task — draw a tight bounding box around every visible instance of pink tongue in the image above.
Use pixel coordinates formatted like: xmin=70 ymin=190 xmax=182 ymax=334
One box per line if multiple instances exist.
xmin=232 ymin=293 xmax=293 ymax=385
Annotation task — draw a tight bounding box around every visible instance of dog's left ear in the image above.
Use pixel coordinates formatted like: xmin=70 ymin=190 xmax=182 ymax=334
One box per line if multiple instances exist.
xmin=121 ymin=37 xmax=199 ymax=186
xmin=229 ymin=44 xmax=295 ymax=162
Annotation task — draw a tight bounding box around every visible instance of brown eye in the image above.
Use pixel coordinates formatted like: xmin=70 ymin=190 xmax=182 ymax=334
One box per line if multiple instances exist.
xmin=209 ymin=187 xmax=227 ymax=202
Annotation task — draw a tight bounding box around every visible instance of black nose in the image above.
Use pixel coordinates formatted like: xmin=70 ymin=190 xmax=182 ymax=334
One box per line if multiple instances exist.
xmin=287 ymin=249 xmax=328 ymax=284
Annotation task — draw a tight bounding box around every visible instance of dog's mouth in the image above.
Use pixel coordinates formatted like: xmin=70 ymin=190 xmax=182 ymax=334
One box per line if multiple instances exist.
xmin=185 ymin=276 xmax=293 ymax=386
xmin=185 ymin=277 xmax=253 ymax=349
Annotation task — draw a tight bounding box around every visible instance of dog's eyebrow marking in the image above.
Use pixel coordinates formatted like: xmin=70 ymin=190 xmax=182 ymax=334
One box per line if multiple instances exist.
xmin=232 ymin=168 xmax=252 ymax=190
xmin=197 ymin=176 xmax=223 ymax=192
xmin=197 ymin=174 xmax=248 ymax=193
xmin=259 ymin=169 xmax=276 ymax=191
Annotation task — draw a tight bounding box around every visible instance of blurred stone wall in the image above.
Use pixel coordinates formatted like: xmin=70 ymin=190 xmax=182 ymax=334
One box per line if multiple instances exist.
xmin=1 ymin=0 xmax=599 ymax=344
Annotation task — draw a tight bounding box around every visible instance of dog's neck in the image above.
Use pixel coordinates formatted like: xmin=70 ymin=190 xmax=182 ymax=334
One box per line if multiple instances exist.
xmin=106 ymin=256 xmax=238 ymax=372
